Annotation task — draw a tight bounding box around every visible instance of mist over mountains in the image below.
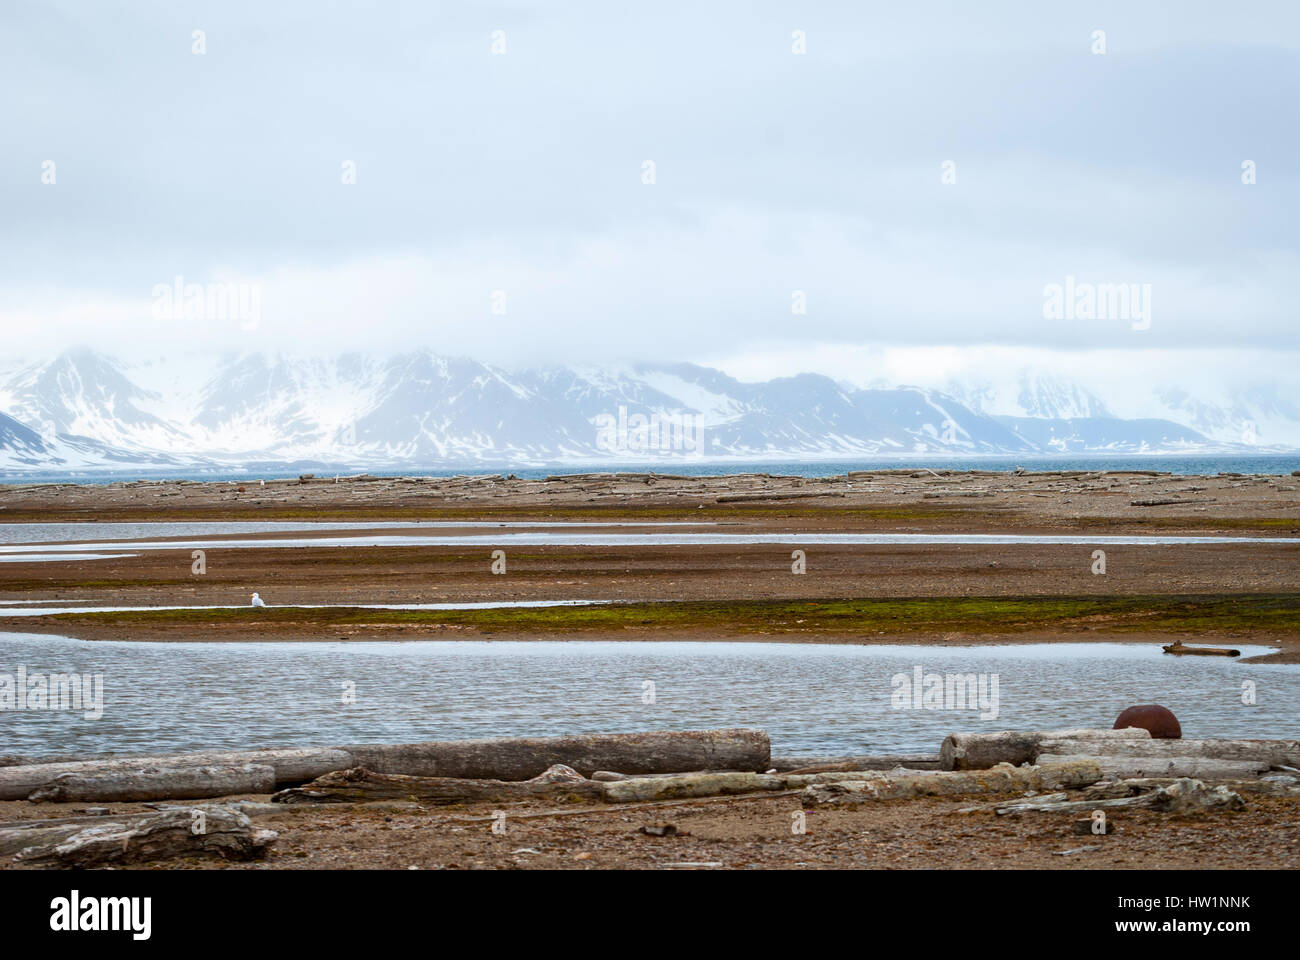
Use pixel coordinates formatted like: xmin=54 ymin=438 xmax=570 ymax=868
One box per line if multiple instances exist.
xmin=0 ymin=348 xmax=1291 ymax=473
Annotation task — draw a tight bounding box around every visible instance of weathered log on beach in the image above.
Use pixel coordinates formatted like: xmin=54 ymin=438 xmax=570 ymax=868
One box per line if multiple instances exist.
xmin=1085 ymin=776 xmax=1300 ymax=799
xmin=1035 ymin=738 xmax=1300 ymax=767
xmin=1035 ymin=755 xmax=1269 ymax=780
xmin=0 ymin=823 xmax=89 ymax=858
xmin=9 ymin=806 xmax=276 ymax=867
xmin=341 ymin=729 xmax=769 ymax=781
xmin=25 ymin=763 xmax=276 ymax=803
xmin=769 ymin=754 xmax=941 ymax=773
xmin=276 ymin=766 xmax=915 ymax=805
xmin=939 ymin=728 xmax=1150 ymax=770
xmin=0 ymin=801 xmax=287 ymax=841
xmin=591 ymin=769 xmax=749 ymax=782
xmin=1146 ymin=779 xmax=1248 ymax=813
xmin=591 ymin=768 xmax=920 ymax=788
xmin=601 ymin=772 xmax=787 ymax=803
xmin=0 ymin=747 xmax=354 ymax=801
xmin=0 ymin=733 xmax=767 ymax=803
xmin=996 ymin=778 xmax=1246 ymax=817
xmin=782 ymin=770 xmax=932 ymax=788
xmin=802 ymin=760 xmax=1104 ymax=805
xmin=273 ymin=765 xmax=606 ymax=805
xmin=1130 ymin=497 xmax=1218 ymax=507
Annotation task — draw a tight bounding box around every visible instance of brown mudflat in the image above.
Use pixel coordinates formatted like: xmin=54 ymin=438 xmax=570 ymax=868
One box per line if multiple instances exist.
xmin=1 ymin=790 xmax=1296 ymax=870
xmin=1 ymin=470 xmax=1298 ymax=660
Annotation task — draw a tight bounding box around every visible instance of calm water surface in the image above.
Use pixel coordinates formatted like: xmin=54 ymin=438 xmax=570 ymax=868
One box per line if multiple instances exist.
xmin=2 ymin=531 xmax=1296 ymax=564
xmin=0 ymin=600 xmax=606 ymax=617
xmin=0 ymin=520 xmax=711 ymax=546
xmin=0 ymin=635 xmax=1293 ymax=759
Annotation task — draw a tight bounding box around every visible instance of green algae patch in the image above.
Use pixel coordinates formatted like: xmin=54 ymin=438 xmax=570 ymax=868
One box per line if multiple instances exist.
xmin=36 ymin=593 xmax=1300 ymax=637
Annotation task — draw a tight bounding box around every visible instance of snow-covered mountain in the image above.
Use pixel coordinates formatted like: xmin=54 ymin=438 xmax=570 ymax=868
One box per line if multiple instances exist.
xmin=0 ymin=348 xmax=1284 ymax=473
xmin=1151 ymin=382 xmax=1300 ymax=448
xmin=946 ymin=372 xmax=1113 ymax=420
xmin=0 ymin=412 xmax=47 ymax=466
xmin=943 ymin=368 xmax=1300 ymax=450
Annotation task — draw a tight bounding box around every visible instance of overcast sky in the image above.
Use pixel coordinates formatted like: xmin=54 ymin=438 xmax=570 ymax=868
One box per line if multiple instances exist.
xmin=2 ymin=1 xmax=1297 ymax=388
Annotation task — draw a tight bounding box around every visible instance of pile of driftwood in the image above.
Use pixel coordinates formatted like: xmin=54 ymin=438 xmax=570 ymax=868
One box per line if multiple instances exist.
xmin=805 ymin=728 xmax=1300 ymax=812
xmin=0 ymin=730 xmax=772 ymax=866
xmin=4 ymin=725 xmax=1297 ymax=867
xmin=0 ymin=729 xmax=771 ymax=803
xmin=937 ymin=728 xmax=1300 ymax=778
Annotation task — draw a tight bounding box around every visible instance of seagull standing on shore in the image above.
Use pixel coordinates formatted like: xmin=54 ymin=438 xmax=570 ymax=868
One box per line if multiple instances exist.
xmin=250 ymin=592 xmax=267 ymax=608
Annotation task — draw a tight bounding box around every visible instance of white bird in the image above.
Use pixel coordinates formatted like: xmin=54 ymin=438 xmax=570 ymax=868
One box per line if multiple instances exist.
xmin=250 ymin=592 xmax=267 ymax=608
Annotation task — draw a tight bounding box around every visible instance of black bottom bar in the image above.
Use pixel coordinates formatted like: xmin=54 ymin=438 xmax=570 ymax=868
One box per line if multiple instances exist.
xmin=0 ymin=868 xmax=1280 ymax=946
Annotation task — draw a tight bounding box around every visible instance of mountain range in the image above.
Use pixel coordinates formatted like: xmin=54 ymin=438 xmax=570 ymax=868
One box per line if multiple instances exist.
xmin=0 ymin=348 xmax=1291 ymax=473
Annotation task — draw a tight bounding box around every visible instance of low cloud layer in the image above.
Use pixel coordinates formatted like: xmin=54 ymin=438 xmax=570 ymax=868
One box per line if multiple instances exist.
xmin=2 ymin=1 xmax=1295 ymax=377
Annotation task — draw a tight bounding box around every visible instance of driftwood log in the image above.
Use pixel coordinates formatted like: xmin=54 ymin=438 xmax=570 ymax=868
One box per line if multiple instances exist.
xmin=803 ymin=760 xmax=1104 ymax=805
xmin=769 ymin=754 xmax=941 ymax=773
xmin=601 ymin=772 xmax=787 ymax=803
xmin=591 ymin=766 xmax=932 ymax=784
xmin=995 ymin=778 xmax=1246 ymax=816
xmin=1034 ymin=738 xmax=1300 ymax=767
xmin=776 ymin=770 xmax=900 ymax=789
xmin=0 ymin=801 xmax=287 ymax=843
xmin=1131 ymin=497 xmax=1218 ymax=507
xmin=1035 ymin=755 xmax=1269 ymax=780
xmin=342 ymin=729 xmax=769 ymax=780
xmin=940 ymin=728 xmax=1151 ymax=770
xmin=25 ymin=763 xmax=276 ymax=803
xmin=274 ymin=766 xmax=891 ymax=806
xmin=1085 ymin=776 xmax=1300 ymax=799
xmin=7 ymin=806 xmax=276 ymax=867
xmin=0 ymin=747 xmax=353 ymax=802
xmin=591 ymin=769 xmax=749 ymax=782
xmin=273 ymin=765 xmax=606 ymax=805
